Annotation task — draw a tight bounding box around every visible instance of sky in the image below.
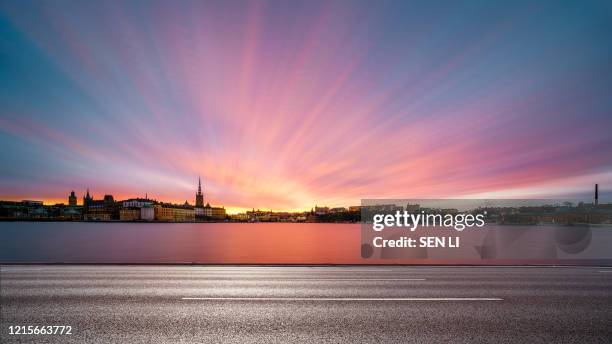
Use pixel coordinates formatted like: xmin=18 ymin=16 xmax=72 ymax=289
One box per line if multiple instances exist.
xmin=1 ymin=0 xmax=611 ymax=213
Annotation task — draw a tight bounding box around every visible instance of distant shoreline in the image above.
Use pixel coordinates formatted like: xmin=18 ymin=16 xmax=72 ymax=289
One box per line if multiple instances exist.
xmin=0 ymin=219 xmax=360 ymax=224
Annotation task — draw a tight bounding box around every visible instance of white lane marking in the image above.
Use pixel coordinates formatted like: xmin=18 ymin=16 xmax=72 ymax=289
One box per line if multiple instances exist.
xmin=181 ymin=297 xmax=502 ymax=301
xmin=598 ymin=270 xmax=612 ymax=273
xmin=286 ymin=278 xmax=425 ymax=281
xmin=213 ymin=268 xmax=400 ymax=271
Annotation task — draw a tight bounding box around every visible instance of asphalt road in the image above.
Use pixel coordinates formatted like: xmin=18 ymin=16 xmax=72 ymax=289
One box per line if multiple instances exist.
xmin=1 ymin=266 xmax=611 ymax=343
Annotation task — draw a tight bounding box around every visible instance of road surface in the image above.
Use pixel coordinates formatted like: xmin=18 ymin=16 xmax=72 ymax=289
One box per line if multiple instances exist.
xmin=1 ymin=265 xmax=611 ymax=343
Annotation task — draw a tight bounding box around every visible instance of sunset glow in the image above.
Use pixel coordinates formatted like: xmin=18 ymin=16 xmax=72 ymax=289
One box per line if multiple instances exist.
xmin=1 ymin=1 xmax=611 ymax=211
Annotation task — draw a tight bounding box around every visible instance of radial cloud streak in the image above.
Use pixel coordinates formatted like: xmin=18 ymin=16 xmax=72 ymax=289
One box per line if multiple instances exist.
xmin=1 ymin=1 xmax=611 ymax=211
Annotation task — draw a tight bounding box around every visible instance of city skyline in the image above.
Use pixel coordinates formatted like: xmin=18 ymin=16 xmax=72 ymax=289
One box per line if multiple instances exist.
xmin=3 ymin=181 xmax=608 ymax=216
xmin=1 ymin=1 xmax=612 ymax=212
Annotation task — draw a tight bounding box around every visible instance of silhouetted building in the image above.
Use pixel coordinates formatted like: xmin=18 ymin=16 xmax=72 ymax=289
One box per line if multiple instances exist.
xmin=195 ymin=177 xmax=206 ymax=218
xmin=68 ymin=191 xmax=77 ymax=206
xmin=62 ymin=206 xmax=82 ymax=220
xmin=82 ymin=190 xmax=116 ymax=221
xmin=314 ymin=206 xmax=329 ymax=215
xmin=22 ymin=200 xmax=43 ymax=207
xmin=246 ymin=209 xmax=273 ymax=222
xmin=83 ymin=189 xmax=93 ymax=212
xmin=203 ymin=203 xmax=226 ymax=220
xmin=103 ymin=195 xmax=114 ymax=208
xmin=195 ymin=177 xmax=204 ymax=208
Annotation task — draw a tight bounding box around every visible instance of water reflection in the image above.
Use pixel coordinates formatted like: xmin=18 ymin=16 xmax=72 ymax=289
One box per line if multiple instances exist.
xmin=1 ymin=222 xmax=611 ymax=265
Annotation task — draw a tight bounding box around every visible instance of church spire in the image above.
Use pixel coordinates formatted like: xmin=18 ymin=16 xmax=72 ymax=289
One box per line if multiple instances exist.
xmin=195 ymin=176 xmax=204 ymax=208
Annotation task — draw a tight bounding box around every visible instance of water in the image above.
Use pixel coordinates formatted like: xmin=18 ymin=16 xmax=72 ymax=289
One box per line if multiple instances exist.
xmin=0 ymin=222 xmax=362 ymax=264
xmin=1 ymin=222 xmax=611 ymax=264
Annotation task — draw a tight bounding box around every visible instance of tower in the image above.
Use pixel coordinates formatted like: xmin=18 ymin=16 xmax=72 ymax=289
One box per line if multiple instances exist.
xmin=83 ymin=189 xmax=92 ymax=213
xmin=68 ymin=191 xmax=77 ymax=206
xmin=195 ymin=177 xmax=204 ymax=208
xmin=83 ymin=189 xmax=92 ymax=204
xmin=595 ymin=184 xmax=599 ymax=206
